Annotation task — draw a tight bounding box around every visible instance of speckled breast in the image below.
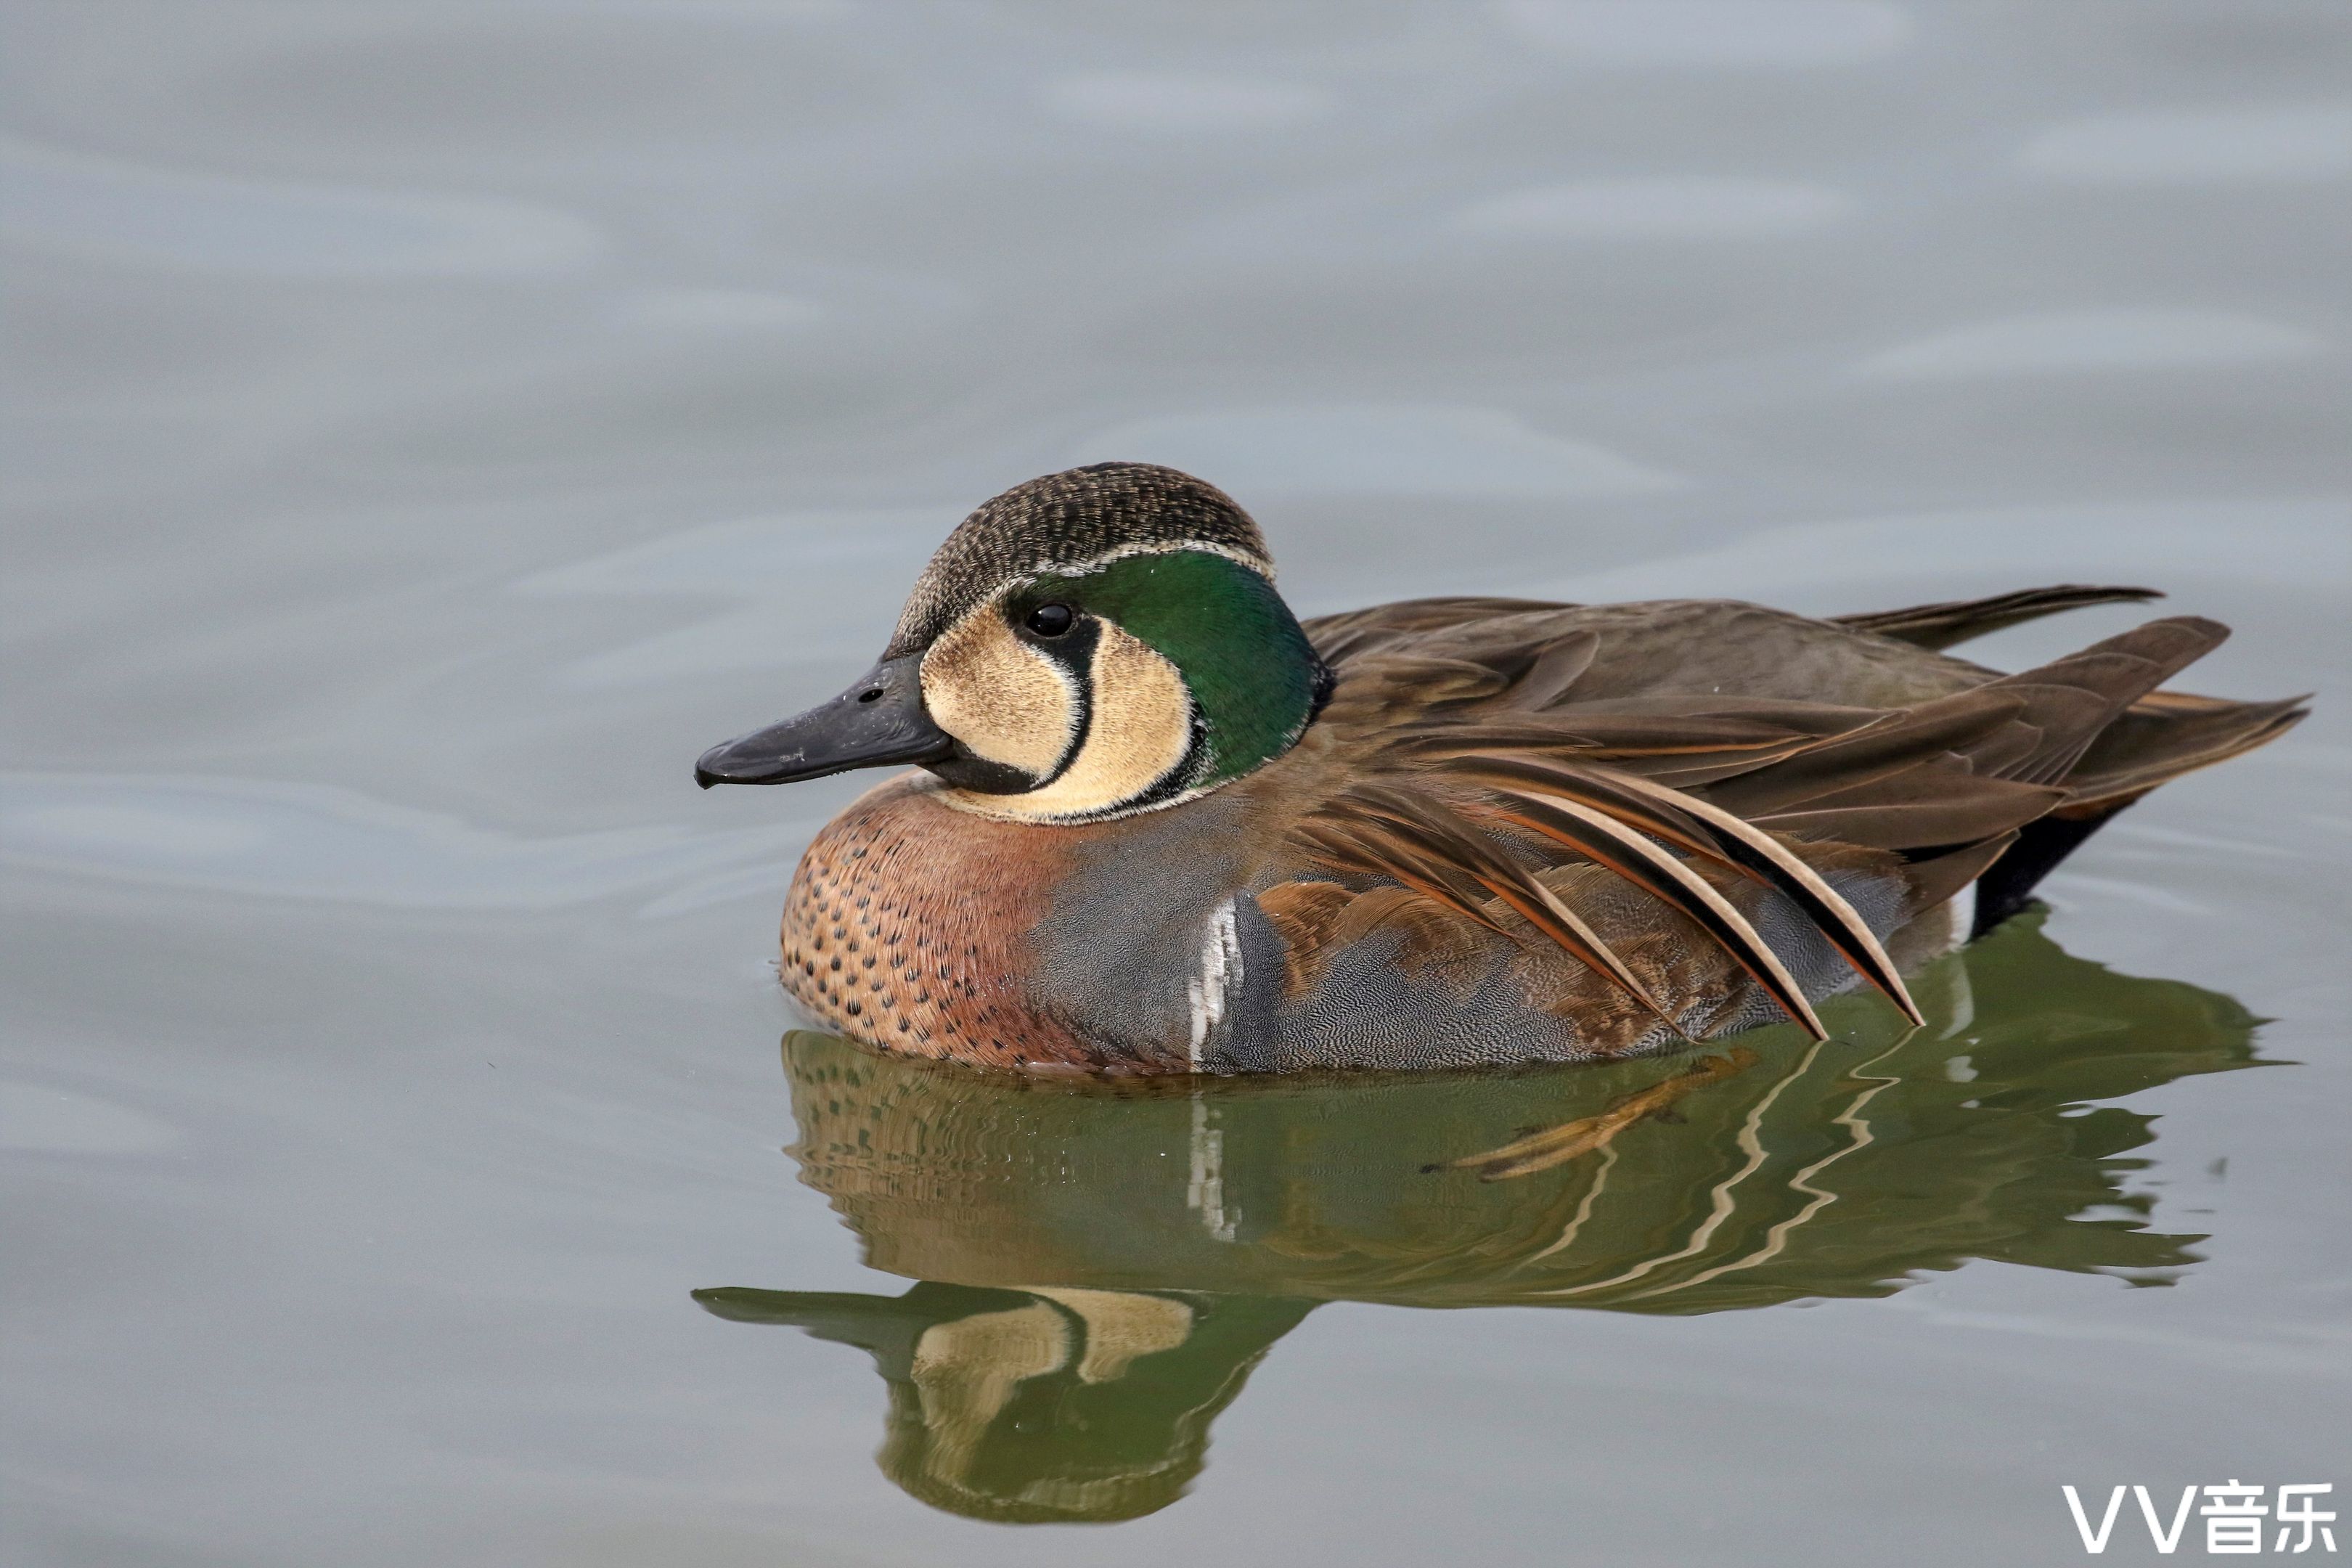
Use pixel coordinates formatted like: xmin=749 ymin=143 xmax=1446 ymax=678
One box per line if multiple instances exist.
xmin=780 ymin=776 xmax=1112 ymax=1070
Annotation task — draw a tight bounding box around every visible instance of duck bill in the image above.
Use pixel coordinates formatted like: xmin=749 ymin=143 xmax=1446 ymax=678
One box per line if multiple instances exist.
xmin=695 ymin=654 xmax=953 ymax=788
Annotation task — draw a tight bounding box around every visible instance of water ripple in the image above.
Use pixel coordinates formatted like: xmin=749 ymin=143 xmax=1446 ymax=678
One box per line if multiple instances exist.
xmin=2020 ymin=104 xmax=2352 ymax=185
xmin=0 ymin=1081 xmax=179 ymax=1156
xmin=0 ymin=138 xmax=603 ymax=277
xmin=1040 ymin=73 xmax=1337 ymax=134
xmin=1071 ymin=405 xmax=1681 ymax=497
xmin=1858 ymin=310 xmax=2325 ymax=379
xmin=0 ymin=774 xmax=803 ymax=909
xmin=1458 ymin=179 xmax=1848 ymax=240
xmin=1494 ymin=0 xmax=1911 ymax=68
xmin=514 ymin=510 xmax=954 ymax=687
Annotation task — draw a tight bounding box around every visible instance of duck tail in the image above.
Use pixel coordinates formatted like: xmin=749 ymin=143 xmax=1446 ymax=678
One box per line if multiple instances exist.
xmin=1963 ymin=620 xmax=2308 ymax=936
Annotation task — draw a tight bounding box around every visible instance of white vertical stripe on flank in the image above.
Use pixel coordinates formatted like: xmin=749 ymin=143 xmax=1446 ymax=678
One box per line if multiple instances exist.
xmin=1185 ymin=897 xmax=1243 ymax=1067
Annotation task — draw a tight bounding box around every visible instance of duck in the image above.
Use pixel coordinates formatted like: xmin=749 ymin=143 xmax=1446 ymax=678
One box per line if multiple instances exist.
xmin=695 ymin=462 xmax=2303 ymax=1074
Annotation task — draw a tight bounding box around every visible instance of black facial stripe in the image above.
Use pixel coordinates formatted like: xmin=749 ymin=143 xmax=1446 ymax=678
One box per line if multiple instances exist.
xmin=924 ymin=610 xmax=1103 ymax=796
xmin=1025 ymin=613 xmax=1101 ymax=789
xmin=927 ymin=752 xmax=1034 ymax=793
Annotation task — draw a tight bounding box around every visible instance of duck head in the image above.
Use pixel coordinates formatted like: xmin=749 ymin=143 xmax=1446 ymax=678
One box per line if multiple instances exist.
xmin=695 ymin=462 xmax=1331 ymax=822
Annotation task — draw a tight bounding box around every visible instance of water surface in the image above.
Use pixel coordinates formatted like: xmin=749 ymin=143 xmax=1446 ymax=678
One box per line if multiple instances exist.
xmin=4 ymin=4 xmax=2346 ymax=1564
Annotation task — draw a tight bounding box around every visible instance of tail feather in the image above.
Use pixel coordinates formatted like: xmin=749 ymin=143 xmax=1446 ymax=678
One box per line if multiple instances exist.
xmin=2065 ymin=692 xmax=2311 ymax=809
xmin=1834 ymin=584 xmax=2163 ymax=650
xmin=1961 ymin=621 xmax=2306 ymax=927
xmin=1718 ymin=613 xmax=2299 ymax=933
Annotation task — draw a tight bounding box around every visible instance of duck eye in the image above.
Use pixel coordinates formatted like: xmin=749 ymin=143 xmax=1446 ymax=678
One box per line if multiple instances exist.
xmin=1024 ymin=603 xmax=1075 ymax=638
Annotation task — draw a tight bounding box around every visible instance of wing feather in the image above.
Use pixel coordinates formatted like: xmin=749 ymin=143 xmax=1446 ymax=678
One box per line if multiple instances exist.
xmin=1279 ymin=597 xmax=2296 ymax=1045
xmin=1477 ymin=788 xmax=1829 ymax=1038
xmin=1302 ymin=787 xmax=1689 ymax=1037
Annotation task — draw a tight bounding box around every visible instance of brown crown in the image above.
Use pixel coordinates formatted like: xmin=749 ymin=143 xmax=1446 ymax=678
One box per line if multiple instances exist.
xmin=885 ymin=462 xmax=1274 ymax=657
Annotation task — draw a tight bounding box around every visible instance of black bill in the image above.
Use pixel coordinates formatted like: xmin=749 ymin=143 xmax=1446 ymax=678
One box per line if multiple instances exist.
xmin=695 ymin=653 xmax=953 ymax=788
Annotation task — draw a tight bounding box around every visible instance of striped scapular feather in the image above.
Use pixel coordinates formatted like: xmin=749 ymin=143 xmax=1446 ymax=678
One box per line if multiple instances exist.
xmin=1477 ymin=788 xmax=1829 ymax=1039
xmin=1301 ymin=786 xmax=1688 ymax=1038
xmin=1426 ymin=754 xmax=1924 ymax=1026
xmin=1562 ymin=767 xmax=1927 ymax=1026
xmin=1290 ymin=815 xmax=1510 ymax=939
xmin=1284 ymin=595 xmax=2305 ymax=1055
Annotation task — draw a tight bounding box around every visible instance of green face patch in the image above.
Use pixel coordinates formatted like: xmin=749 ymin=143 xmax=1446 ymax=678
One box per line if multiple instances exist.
xmin=1018 ymin=550 xmax=1326 ymax=792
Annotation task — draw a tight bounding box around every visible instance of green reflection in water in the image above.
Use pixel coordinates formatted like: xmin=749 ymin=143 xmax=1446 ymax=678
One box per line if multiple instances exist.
xmin=696 ymin=912 xmax=2265 ymax=1524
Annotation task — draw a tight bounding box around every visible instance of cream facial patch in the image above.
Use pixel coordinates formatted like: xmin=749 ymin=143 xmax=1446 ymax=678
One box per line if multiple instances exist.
xmin=919 ymin=605 xmax=1080 ymax=778
xmin=952 ymin=620 xmax=1196 ymax=822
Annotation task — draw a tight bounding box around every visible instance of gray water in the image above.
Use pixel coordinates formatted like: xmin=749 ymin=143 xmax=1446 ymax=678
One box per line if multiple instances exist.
xmin=4 ymin=4 xmax=2348 ymax=1564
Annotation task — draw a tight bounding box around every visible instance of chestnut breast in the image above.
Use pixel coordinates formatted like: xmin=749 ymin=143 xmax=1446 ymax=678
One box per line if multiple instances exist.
xmin=785 ymin=775 xmax=1233 ymax=1069
xmin=781 ymin=771 xmax=1297 ymax=1070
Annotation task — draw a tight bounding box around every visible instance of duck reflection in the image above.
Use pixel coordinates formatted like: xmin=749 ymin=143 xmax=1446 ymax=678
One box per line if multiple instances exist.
xmin=696 ymin=912 xmax=2263 ymax=1522
xmin=697 ymin=1283 xmax=1307 ymax=1523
